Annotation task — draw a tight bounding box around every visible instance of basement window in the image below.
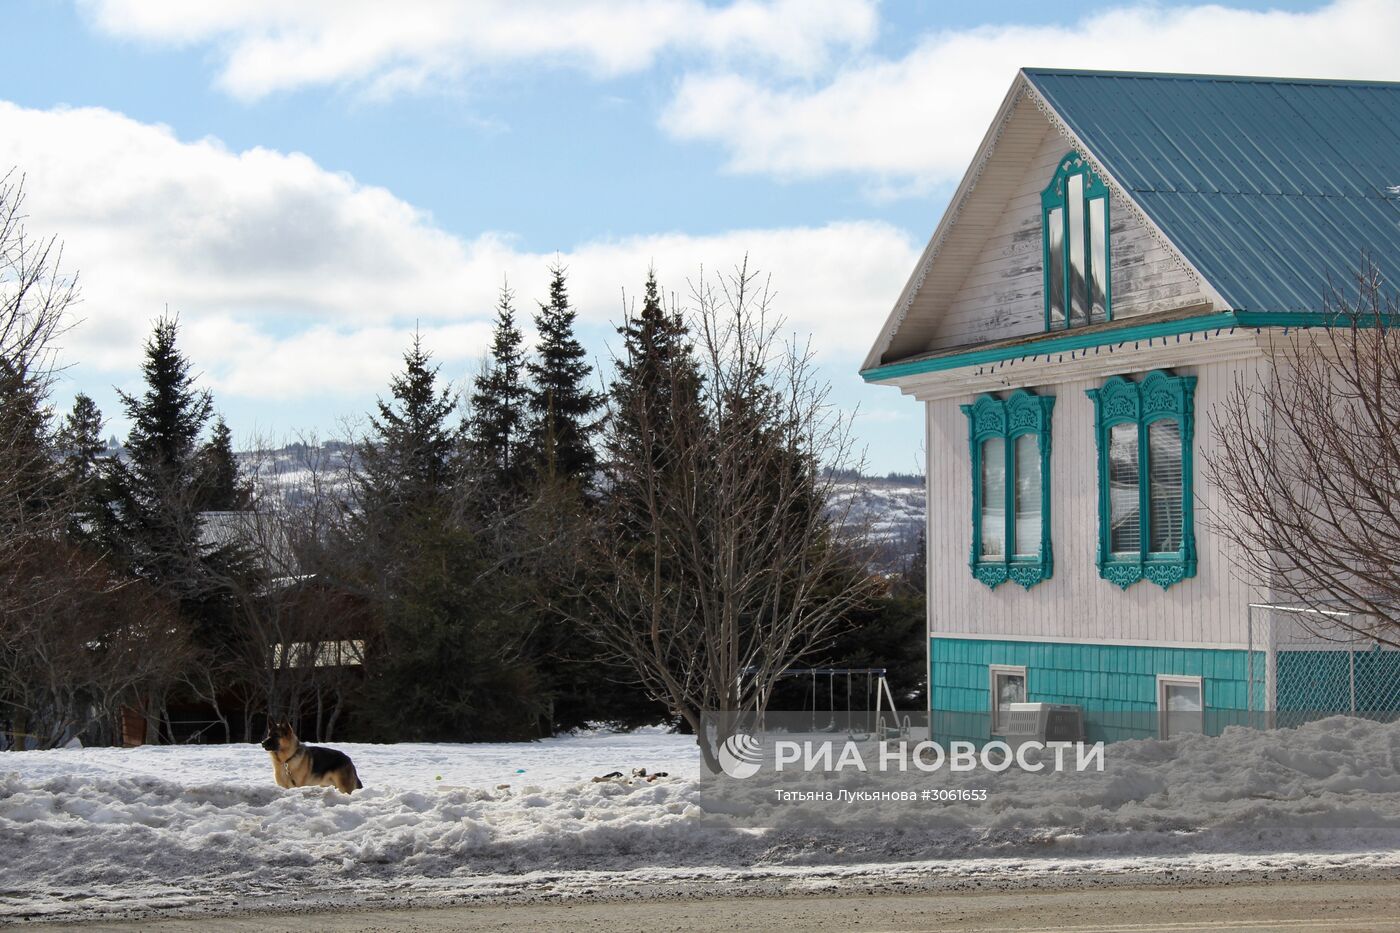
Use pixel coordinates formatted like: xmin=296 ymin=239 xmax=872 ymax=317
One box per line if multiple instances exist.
xmin=1158 ymin=675 xmax=1204 ymax=738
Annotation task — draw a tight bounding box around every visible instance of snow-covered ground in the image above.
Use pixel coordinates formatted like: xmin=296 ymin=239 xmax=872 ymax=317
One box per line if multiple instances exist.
xmin=5 ymin=718 xmax=1400 ymax=922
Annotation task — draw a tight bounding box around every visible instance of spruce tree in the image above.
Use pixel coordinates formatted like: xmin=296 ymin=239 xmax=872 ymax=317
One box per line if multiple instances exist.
xmin=104 ymin=316 xmax=214 ymax=590
xmin=56 ymin=392 xmax=108 ymax=532
xmin=548 ymin=269 xmax=702 ymax=729
xmin=195 ymin=416 xmax=251 ymax=512
xmin=357 ymin=333 xmax=460 ymax=518
xmin=101 ymin=316 xmax=249 ymax=727
xmin=58 ymin=393 xmax=105 ymax=480
xmin=353 ymin=334 xmax=541 ymax=741
xmin=526 ymin=262 xmax=602 ymax=485
xmin=0 ymin=359 xmax=58 ymax=531
xmin=468 ymin=282 xmax=529 ymax=494
xmin=608 ymin=267 xmax=700 ymax=469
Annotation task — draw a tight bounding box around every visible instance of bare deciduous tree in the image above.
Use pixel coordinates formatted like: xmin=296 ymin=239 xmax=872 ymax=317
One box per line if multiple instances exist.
xmin=0 ymin=170 xmax=78 ymax=592
xmin=578 ymin=261 xmax=877 ymax=771
xmin=215 ymin=435 xmax=366 ymax=742
xmin=1208 ymin=264 xmax=1400 ymax=644
xmin=0 ymin=540 xmax=191 ymax=750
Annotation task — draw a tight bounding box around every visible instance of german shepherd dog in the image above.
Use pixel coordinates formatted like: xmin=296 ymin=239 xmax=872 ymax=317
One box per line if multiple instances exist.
xmin=261 ymin=721 xmax=363 ymax=794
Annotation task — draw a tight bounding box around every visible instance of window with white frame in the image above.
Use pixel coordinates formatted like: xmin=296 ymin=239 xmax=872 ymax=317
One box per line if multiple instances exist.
xmin=990 ymin=664 xmax=1027 ymax=734
xmin=1157 ymin=674 xmax=1204 ymax=738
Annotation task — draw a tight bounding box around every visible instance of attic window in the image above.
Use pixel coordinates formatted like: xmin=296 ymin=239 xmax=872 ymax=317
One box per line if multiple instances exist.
xmin=1042 ymin=152 xmax=1110 ymax=330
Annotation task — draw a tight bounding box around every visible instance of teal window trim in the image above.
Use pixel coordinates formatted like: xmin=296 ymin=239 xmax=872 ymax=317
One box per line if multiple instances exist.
xmin=960 ymin=389 xmax=1055 ymax=590
xmin=1086 ymin=370 xmax=1197 ymax=590
xmin=1041 ymin=151 xmax=1111 ymax=332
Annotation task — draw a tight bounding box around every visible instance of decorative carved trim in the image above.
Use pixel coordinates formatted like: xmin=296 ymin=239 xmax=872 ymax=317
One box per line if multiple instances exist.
xmin=1026 ymin=84 xmax=1200 ymax=287
xmin=1085 ymin=370 xmax=1198 ymax=591
xmin=1101 ymin=561 xmax=1143 ymax=590
xmin=961 ymin=388 xmax=1055 ymax=591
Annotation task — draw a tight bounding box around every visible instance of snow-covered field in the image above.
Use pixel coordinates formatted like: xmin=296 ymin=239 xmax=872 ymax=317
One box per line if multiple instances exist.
xmin=6 ymin=718 xmax=1400 ymax=922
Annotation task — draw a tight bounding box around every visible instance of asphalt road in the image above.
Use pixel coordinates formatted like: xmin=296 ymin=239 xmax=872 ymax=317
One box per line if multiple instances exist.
xmin=24 ymin=880 xmax=1400 ymax=933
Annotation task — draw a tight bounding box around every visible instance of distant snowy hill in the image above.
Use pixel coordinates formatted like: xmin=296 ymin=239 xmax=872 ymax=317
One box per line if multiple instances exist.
xmin=234 ymin=443 xmax=926 ymax=571
xmin=828 ymin=476 xmax=926 ymax=574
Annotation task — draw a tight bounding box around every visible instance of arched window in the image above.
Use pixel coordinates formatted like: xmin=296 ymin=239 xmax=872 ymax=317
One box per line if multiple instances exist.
xmin=1042 ymin=152 xmax=1110 ymax=330
xmin=1086 ymin=371 xmax=1197 ymax=590
xmin=960 ymin=389 xmax=1055 ymax=589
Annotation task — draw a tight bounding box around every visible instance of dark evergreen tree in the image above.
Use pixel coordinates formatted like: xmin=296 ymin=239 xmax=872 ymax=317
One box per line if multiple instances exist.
xmin=529 ymin=270 xmax=700 ymax=732
xmin=194 ymin=416 xmax=251 ymax=512
xmin=57 ymin=393 xmax=105 ymax=480
xmin=56 ymin=392 xmax=109 ymax=534
xmin=96 ymin=316 xmax=253 ymax=743
xmin=0 ymin=358 xmax=58 ymax=529
xmin=357 ymin=333 xmax=460 ymax=518
xmin=526 ymin=262 xmax=602 ymax=485
xmin=352 ymin=334 xmax=541 ymax=741
xmin=356 ymin=509 xmax=540 ymax=742
xmin=102 ymin=316 xmax=215 ymax=593
xmin=468 ymin=282 xmax=529 ymax=494
xmin=607 ymin=267 xmax=700 ymax=469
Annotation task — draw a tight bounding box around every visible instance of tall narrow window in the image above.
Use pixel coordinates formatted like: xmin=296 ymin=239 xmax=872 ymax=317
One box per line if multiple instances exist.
xmin=980 ymin=437 xmax=1006 ymax=559
xmin=1046 ymin=207 xmax=1065 ymax=328
xmin=1148 ymin=421 xmax=1183 ymax=553
xmin=1086 ymin=371 xmax=1198 ymax=590
xmin=1067 ymin=172 xmax=1087 ymax=326
xmin=1107 ymin=422 xmax=1141 ymax=556
xmin=1089 ymin=196 xmax=1108 ymax=320
xmin=1013 ymin=433 xmax=1041 ymax=558
xmin=1042 ymin=152 xmax=1110 ymax=330
xmin=961 ymin=390 xmax=1055 ymax=590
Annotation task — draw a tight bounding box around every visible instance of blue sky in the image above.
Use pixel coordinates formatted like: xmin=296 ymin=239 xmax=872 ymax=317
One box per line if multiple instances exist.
xmin=3 ymin=0 xmax=1385 ymax=473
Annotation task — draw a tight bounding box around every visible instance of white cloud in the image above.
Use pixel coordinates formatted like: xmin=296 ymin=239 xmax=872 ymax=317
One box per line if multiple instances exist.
xmin=662 ymin=0 xmax=1400 ymax=191
xmin=0 ymin=102 xmax=916 ymax=403
xmin=77 ymin=0 xmax=877 ymax=99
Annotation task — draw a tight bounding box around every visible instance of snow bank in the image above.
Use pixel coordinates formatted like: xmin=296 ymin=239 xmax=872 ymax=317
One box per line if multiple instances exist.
xmin=4 ymin=718 xmax=1400 ymax=920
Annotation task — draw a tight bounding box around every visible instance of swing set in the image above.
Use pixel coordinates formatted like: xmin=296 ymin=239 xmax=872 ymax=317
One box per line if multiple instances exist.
xmin=743 ymin=666 xmax=910 ymax=741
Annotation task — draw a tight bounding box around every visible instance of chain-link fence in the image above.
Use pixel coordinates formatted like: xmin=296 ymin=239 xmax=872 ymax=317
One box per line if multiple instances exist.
xmin=1247 ymin=602 xmax=1400 ymax=727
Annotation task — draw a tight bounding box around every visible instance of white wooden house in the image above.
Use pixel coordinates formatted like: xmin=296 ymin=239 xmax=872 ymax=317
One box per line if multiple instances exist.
xmin=862 ymin=69 xmax=1400 ymax=742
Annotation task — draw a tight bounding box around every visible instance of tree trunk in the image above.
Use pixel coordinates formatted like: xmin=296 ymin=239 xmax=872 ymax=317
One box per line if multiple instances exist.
xmin=325 ymin=693 xmax=343 ymax=742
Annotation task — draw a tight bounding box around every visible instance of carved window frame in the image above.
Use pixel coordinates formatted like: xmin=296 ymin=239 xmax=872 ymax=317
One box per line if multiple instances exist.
xmin=960 ymin=389 xmax=1055 ymax=590
xmin=1086 ymin=370 xmax=1198 ymax=590
xmin=1042 ymin=151 xmax=1111 ymax=331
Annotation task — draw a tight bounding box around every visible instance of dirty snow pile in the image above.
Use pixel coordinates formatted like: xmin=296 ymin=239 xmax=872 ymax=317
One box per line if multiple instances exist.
xmin=4 ymin=718 xmax=1400 ymax=920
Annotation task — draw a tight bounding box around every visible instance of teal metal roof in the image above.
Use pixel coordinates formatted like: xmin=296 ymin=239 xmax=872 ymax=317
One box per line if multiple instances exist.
xmin=1024 ymin=69 xmax=1400 ymax=313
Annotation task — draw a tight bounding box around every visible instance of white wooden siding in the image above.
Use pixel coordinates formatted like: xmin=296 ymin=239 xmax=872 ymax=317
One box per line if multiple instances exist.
xmin=924 ymin=355 xmax=1267 ymax=647
xmin=925 ymin=126 xmax=1208 ymax=353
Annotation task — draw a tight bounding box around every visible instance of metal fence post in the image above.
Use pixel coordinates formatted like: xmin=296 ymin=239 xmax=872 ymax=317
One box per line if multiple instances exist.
xmin=1247 ymin=603 xmax=1255 ymax=722
xmin=1349 ymin=644 xmax=1357 ymax=715
xmin=1265 ymin=607 xmax=1277 ymax=729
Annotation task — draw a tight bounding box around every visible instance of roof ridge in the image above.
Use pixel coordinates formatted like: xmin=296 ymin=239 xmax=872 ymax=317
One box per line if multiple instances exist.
xmin=1022 ymin=67 xmax=1400 ymax=89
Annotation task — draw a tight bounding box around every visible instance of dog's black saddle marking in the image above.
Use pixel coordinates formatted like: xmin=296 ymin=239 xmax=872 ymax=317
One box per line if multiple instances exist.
xmin=305 ymin=744 xmax=352 ymax=773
